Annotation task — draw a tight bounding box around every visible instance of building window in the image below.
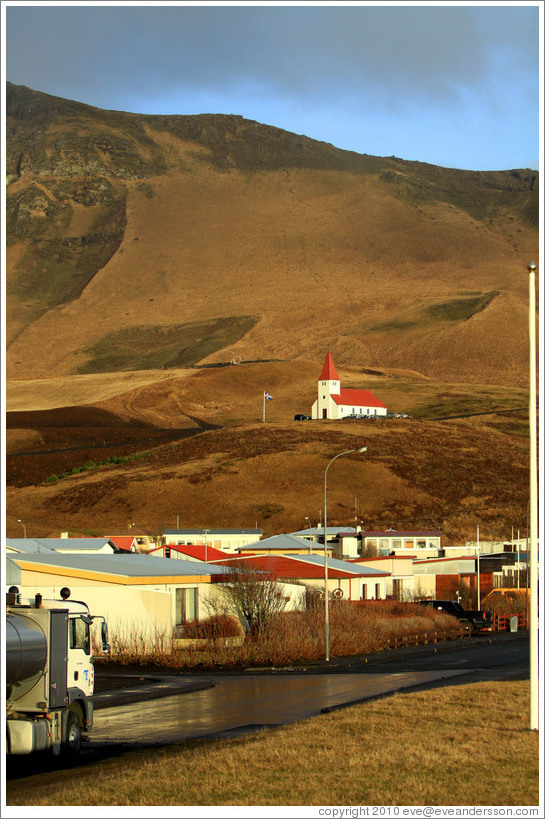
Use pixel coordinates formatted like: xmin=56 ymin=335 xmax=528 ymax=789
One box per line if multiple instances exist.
xmin=417 ymin=540 xmax=426 ymax=548
xmin=392 ymin=540 xmax=402 ymax=549
xmin=176 ymin=588 xmax=199 ymax=624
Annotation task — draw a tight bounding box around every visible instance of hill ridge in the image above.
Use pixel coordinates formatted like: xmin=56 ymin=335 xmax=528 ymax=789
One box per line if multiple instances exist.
xmin=5 ymin=82 xmax=538 ymax=386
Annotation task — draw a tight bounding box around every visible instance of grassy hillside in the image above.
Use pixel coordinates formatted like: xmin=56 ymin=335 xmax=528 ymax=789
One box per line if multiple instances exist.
xmin=5 ymin=83 xmax=538 ymax=386
xmin=5 ymin=362 xmax=529 ymax=546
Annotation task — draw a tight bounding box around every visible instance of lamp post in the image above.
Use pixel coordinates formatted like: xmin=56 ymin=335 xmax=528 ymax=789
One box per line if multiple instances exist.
xmin=323 ymin=445 xmax=367 ymax=661
xmin=17 ymin=519 xmax=27 ymax=538
xmin=305 ymin=517 xmax=313 ymax=553
xmin=527 ymin=260 xmax=538 ymax=732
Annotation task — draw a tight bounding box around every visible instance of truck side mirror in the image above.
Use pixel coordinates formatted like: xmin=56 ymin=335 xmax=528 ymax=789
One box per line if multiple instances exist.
xmin=101 ymin=622 xmax=110 ymax=654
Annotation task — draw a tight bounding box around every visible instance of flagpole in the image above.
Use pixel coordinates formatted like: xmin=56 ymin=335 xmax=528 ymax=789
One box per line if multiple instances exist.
xmin=263 ymin=391 xmax=266 ymax=423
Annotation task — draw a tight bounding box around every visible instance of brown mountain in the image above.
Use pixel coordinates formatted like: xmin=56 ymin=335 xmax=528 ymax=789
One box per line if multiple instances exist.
xmin=5 ymin=82 xmax=538 ymax=386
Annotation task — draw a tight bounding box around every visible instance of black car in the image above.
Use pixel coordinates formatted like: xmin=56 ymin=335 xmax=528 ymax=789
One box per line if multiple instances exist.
xmin=294 ymin=414 xmax=311 ymax=421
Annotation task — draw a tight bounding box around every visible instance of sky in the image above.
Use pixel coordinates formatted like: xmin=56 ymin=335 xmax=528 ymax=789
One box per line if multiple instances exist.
xmin=2 ymin=1 xmax=543 ymax=172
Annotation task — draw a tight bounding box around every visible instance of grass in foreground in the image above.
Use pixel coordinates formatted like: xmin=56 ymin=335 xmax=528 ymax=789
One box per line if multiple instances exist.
xmin=6 ymin=681 xmax=539 ymax=807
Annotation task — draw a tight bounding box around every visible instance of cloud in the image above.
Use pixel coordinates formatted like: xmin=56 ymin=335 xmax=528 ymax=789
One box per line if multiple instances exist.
xmin=5 ymin=3 xmax=540 ymax=170
xmin=7 ymin=5 xmax=538 ymax=105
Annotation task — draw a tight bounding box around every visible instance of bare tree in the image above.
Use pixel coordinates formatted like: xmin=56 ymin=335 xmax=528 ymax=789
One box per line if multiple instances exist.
xmin=214 ymin=560 xmax=287 ymax=636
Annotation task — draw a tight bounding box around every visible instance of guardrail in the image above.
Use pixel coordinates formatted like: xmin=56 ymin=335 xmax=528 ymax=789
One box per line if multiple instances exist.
xmin=492 ymin=613 xmax=528 ymax=631
xmin=385 ymin=628 xmax=470 ymax=650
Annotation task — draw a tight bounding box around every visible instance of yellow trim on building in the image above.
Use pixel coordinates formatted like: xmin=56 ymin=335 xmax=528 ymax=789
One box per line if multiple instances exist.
xmin=13 ymin=560 xmax=213 ymax=585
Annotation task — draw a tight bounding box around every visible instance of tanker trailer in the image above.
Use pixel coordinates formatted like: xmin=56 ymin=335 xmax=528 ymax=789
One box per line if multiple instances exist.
xmin=6 ymin=587 xmax=109 ymax=756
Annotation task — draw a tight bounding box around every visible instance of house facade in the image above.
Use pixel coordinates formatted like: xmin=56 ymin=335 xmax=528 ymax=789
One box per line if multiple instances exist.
xmin=219 ymin=553 xmax=390 ymax=601
xmin=311 ymin=351 xmax=387 ymax=420
xmin=163 ymin=528 xmax=262 ymax=553
xmin=352 ymin=555 xmax=416 ymax=600
xmin=361 ymin=529 xmax=442 ymax=557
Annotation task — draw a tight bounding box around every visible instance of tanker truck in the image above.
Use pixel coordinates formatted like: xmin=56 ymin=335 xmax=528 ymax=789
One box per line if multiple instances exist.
xmin=6 ymin=586 xmax=110 ymax=757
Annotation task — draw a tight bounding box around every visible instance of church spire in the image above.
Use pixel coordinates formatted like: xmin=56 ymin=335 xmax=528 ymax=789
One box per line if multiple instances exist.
xmin=319 ymin=350 xmax=340 ymax=382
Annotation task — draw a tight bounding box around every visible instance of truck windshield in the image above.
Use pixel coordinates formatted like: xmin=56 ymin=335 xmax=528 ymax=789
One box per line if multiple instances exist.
xmin=70 ymin=617 xmax=90 ymax=655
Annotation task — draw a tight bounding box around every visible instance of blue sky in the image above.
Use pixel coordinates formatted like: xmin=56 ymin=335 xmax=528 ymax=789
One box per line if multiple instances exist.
xmin=3 ymin=2 xmax=542 ymax=171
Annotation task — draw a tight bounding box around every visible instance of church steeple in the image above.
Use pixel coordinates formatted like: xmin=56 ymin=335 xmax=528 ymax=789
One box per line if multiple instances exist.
xmin=314 ymin=350 xmax=341 ymax=420
xmin=319 ymin=350 xmax=340 ymax=382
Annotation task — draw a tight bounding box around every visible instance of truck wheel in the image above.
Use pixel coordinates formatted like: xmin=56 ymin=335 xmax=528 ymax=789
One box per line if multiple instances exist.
xmin=63 ymin=709 xmax=82 ymax=756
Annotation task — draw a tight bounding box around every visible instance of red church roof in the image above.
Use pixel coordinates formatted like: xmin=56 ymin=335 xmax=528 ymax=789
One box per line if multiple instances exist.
xmin=319 ymin=350 xmax=340 ymax=381
xmin=332 ymin=388 xmax=387 ymax=409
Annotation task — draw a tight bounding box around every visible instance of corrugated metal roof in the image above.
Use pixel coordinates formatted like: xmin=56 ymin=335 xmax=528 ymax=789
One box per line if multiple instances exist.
xmin=6 ymin=537 xmax=114 ymax=552
xmin=150 ymin=544 xmax=228 ymax=562
xmin=6 ymin=538 xmax=55 ymax=554
xmin=215 ymin=554 xmax=359 ymax=580
xmin=290 ymin=554 xmax=390 ymax=577
xmin=7 ymin=552 xmax=228 ymax=580
xmin=108 ymin=536 xmax=137 ymax=551
xmin=237 ymin=533 xmax=314 ymax=551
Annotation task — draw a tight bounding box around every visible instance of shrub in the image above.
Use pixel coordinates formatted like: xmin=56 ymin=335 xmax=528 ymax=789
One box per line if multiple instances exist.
xmin=182 ymin=615 xmax=243 ymax=639
xmin=102 ymin=600 xmax=463 ymax=669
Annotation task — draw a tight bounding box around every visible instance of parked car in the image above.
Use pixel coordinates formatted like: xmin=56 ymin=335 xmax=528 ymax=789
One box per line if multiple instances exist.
xmin=419 ymin=599 xmax=493 ymax=632
xmin=294 ymin=414 xmax=311 ymax=421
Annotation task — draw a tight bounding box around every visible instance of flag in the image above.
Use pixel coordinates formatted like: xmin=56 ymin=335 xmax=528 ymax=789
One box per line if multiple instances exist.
xmin=264 ymin=391 xmax=273 ymax=400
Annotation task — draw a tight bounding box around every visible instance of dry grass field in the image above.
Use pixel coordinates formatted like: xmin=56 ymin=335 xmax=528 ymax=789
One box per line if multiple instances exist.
xmin=5 ymin=360 xmax=529 ymax=545
xmin=4 ymin=84 xmax=536 ymax=552
xmin=5 ymin=681 xmax=539 ymax=807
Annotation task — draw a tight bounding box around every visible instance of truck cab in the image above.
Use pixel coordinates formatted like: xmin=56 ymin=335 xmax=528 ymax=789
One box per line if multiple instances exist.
xmin=6 ymin=588 xmax=109 ymax=757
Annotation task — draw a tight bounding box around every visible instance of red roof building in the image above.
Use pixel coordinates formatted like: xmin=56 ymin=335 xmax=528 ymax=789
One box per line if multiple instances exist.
xmin=149 ymin=543 xmax=229 ymax=562
xmin=108 ymin=536 xmax=139 ymax=553
xmin=312 ymin=351 xmax=387 ymax=420
xmin=213 ymin=553 xmax=390 ymax=601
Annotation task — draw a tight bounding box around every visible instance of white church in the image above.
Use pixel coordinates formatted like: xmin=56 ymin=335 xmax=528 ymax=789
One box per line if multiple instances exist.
xmin=311 ymin=351 xmax=387 ymax=420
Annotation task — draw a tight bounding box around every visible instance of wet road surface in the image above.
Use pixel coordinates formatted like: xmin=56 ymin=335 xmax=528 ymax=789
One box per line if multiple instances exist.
xmin=5 ymin=632 xmax=528 ymax=778
xmin=91 ymin=632 xmax=529 ymax=749
xmin=91 ymin=669 xmax=468 ymax=747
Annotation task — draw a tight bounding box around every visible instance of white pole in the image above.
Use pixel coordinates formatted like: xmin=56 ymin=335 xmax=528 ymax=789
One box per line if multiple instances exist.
xmin=517 ymin=529 xmax=520 ymax=590
xmin=477 ymin=525 xmax=480 ymax=609
xmin=527 ymin=261 xmax=538 ymax=732
xmin=263 ymin=391 xmax=266 ymax=422
xmin=323 ymin=447 xmax=367 ymax=661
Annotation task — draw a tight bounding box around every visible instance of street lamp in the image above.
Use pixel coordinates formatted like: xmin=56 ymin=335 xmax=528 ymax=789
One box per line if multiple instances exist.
xmin=527 ymin=260 xmax=538 ymax=731
xmin=323 ymin=445 xmax=367 ymax=661
xmin=305 ymin=516 xmax=313 ymax=553
xmin=17 ymin=519 xmax=27 ymax=538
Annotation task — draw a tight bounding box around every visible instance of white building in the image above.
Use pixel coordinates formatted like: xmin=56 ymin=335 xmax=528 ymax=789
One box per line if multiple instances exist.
xmin=163 ymin=528 xmax=262 ymax=553
xmin=5 ymin=551 xmax=302 ymax=651
xmin=361 ymin=529 xmax=442 ymax=557
xmin=311 ymin=351 xmax=387 ymax=420
xmin=352 ymin=555 xmax=416 ymax=600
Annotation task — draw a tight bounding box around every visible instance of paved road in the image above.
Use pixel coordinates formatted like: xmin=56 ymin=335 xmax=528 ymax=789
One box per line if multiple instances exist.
xmin=5 ymin=632 xmax=527 ymax=778
xmin=90 ymin=632 xmax=528 ymax=751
